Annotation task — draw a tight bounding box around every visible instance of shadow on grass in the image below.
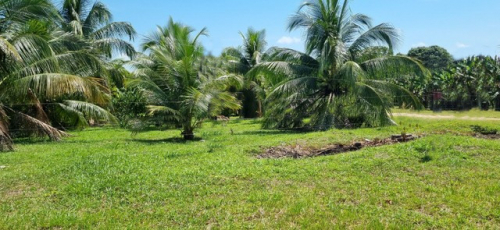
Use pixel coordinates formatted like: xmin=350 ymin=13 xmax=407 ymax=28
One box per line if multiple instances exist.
xmin=236 ymin=129 xmax=311 ymax=136
xmin=420 ymin=155 xmax=433 ymax=163
xmin=12 ymin=138 xmax=53 ymax=145
xmin=132 ymin=137 xmax=203 ymax=145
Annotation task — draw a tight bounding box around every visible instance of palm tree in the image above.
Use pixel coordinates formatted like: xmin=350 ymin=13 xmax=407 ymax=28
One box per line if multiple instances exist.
xmin=222 ymin=28 xmax=267 ymax=118
xmin=59 ymin=0 xmax=136 ymax=59
xmin=132 ymin=18 xmax=240 ymax=140
xmin=0 ymin=0 xmax=115 ymax=151
xmin=251 ymin=0 xmax=428 ymax=130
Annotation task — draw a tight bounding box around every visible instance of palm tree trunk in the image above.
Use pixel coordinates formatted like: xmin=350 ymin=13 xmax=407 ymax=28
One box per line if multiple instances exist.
xmin=257 ymin=100 xmax=263 ymax=117
xmin=182 ymin=129 xmax=195 ymax=140
xmin=242 ymin=89 xmax=259 ymax=118
xmin=496 ymin=96 xmax=500 ymax=111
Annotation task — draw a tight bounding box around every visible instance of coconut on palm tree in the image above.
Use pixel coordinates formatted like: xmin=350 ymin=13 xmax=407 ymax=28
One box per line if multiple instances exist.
xmin=251 ymin=0 xmax=429 ymax=130
xmin=132 ymin=18 xmax=240 ymax=140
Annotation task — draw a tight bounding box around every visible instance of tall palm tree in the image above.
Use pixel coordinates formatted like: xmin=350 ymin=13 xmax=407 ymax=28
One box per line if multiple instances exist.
xmin=132 ymin=18 xmax=240 ymax=140
xmin=251 ymin=0 xmax=428 ymax=130
xmin=222 ymin=28 xmax=267 ymax=118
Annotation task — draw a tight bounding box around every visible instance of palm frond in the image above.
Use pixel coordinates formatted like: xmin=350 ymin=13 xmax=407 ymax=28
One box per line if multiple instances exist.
xmin=9 ymin=50 xmax=104 ymax=79
xmin=53 ymin=102 xmax=88 ymax=128
xmin=7 ymin=107 xmax=67 ymax=141
xmin=12 ymin=33 xmax=54 ymax=63
xmin=214 ymin=74 xmax=244 ymax=90
xmin=27 ymin=88 xmax=50 ymax=123
xmin=92 ymin=37 xmax=136 ymax=59
xmin=360 ymin=55 xmax=430 ymax=80
xmin=82 ymin=1 xmax=112 ymax=35
xmin=249 ymin=60 xmax=317 ymax=87
xmin=0 ymin=36 xmax=22 ymax=61
xmin=91 ymin=21 xmax=136 ymax=40
xmin=147 ymin=105 xmax=180 ymax=119
xmin=5 ymin=73 xmax=110 ymax=105
xmin=348 ymin=23 xmax=401 ymax=56
xmin=266 ymin=47 xmax=319 ymax=68
xmin=0 ymin=105 xmax=13 ymax=151
xmin=355 ymin=82 xmax=393 ymax=126
xmin=363 ymin=79 xmax=424 ymax=110
xmin=62 ymin=100 xmax=116 ymax=123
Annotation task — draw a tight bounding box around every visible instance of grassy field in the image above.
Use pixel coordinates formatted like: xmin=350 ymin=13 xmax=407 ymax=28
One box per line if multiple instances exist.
xmin=1 ymin=110 xmax=500 ymax=229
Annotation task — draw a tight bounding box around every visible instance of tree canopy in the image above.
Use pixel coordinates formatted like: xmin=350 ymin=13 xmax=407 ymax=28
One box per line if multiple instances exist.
xmin=408 ymin=45 xmax=454 ymax=72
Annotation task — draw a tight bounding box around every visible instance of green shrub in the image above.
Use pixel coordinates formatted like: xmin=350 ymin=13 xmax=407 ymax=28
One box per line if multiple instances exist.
xmin=470 ymin=125 xmax=498 ymax=135
xmin=112 ymin=87 xmax=147 ymax=128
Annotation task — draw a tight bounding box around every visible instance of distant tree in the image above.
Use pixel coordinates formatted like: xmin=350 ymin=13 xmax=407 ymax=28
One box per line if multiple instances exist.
xmin=437 ymin=56 xmax=500 ymax=110
xmin=408 ymin=46 xmax=453 ymax=72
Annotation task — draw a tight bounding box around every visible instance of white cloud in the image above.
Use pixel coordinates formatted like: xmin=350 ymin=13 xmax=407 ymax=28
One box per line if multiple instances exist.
xmin=278 ymin=36 xmax=301 ymax=44
xmin=411 ymin=42 xmax=427 ymax=48
xmin=456 ymin=42 xmax=470 ymax=48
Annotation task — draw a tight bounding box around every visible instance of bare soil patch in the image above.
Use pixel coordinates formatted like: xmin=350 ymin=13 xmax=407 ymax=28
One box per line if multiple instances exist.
xmin=258 ymin=134 xmax=419 ymax=159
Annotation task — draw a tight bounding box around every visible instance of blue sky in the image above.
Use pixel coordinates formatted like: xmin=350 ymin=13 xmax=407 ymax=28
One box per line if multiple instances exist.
xmin=104 ymin=0 xmax=500 ymax=59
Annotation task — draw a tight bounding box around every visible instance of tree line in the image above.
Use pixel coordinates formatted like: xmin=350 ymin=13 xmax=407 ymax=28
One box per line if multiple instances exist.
xmin=405 ymin=46 xmax=500 ymax=111
xmin=1 ymin=0 xmax=498 ymax=150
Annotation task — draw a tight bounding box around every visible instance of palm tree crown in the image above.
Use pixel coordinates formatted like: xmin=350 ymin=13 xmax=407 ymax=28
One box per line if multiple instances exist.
xmin=252 ymin=0 xmax=428 ymax=130
xmin=60 ymin=0 xmax=136 ymax=59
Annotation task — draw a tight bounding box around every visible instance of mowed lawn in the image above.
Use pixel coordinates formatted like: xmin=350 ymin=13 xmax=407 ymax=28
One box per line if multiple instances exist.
xmin=1 ymin=111 xmax=500 ymax=229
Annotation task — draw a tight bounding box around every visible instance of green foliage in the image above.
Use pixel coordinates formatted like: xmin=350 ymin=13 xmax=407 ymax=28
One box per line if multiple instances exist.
xmin=252 ymin=0 xmax=428 ymax=130
xmin=471 ymin=125 xmax=498 ymax=135
xmin=408 ymin=45 xmax=454 ymax=72
xmin=355 ymin=46 xmax=392 ymax=63
xmin=132 ymin=18 xmax=240 ymax=140
xmin=0 ymin=0 xmax=134 ymax=151
xmin=59 ymin=0 xmax=136 ymax=59
xmin=222 ymin=28 xmax=267 ymax=118
xmin=112 ymin=87 xmax=147 ymax=128
xmin=436 ymin=56 xmax=500 ymax=110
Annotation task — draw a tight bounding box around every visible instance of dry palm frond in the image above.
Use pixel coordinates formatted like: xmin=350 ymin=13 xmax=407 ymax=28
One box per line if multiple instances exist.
xmin=27 ymin=88 xmax=50 ymax=124
xmin=8 ymin=108 xmax=68 ymax=141
xmin=0 ymin=106 xmax=13 ymax=152
xmin=0 ymin=36 xmax=22 ymax=62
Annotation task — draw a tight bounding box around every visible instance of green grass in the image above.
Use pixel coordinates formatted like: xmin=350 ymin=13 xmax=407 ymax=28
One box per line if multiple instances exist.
xmin=1 ymin=110 xmax=500 ymax=229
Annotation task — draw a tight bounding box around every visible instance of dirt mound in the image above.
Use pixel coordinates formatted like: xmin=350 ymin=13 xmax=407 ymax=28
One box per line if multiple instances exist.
xmin=258 ymin=135 xmax=419 ymax=159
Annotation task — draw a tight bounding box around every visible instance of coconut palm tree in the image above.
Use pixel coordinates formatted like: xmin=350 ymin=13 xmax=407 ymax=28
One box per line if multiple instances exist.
xmin=0 ymin=0 xmax=115 ymax=151
xmin=132 ymin=18 xmax=240 ymax=140
xmin=251 ymin=0 xmax=428 ymax=130
xmin=222 ymin=28 xmax=267 ymax=118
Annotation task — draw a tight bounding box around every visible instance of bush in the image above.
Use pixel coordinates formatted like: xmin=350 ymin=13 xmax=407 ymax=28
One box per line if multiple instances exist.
xmin=112 ymin=87 xmax=147 ymax=128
